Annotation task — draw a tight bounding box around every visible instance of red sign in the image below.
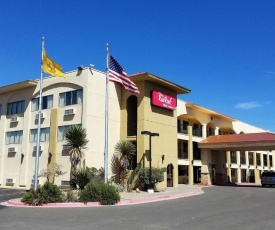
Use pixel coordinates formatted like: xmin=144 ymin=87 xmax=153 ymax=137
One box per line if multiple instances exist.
xmin=151 ymin=91 xmax=176 ymax=110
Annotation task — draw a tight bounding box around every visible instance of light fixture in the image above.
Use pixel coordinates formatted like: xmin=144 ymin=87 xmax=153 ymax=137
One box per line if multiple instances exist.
xmin=77 ymin=65 xmax=84 ymax=70
xmin=141 ymin=130 xmax=160 ymax=193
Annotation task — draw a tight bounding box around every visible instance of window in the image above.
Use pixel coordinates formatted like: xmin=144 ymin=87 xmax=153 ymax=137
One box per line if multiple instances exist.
xmin=6 ymin=130 xmax=23 ymax=144
xmin=7 ymin=100 xmax=25 ymax=115
xmin=249 ymin=152 xmax=254 ymax=165
xmin=178 ymin=165 xmax=188 ymax=176
xmin=31 ymin=95 xmax=53 ymax=111
xmin=58 ymin=124 xmax=81 ymax=141
xmin=269 ymin=155 xmax=273 ymax=167
xmin=256 ymin=153 xmax=261 ymax=166
xmin=230 ymin=151 xmax=237 ymax=164
xmin=59 ymin=89 xmax=83 ymax=107
xmin=263 ymin=154 xmax=268 ymax=167
xmin=30 ymin=128 xmax=50 ymax=142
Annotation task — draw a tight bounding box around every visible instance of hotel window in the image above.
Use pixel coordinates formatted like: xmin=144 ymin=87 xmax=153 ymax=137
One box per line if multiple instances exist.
xmin=256 ymin=153 xmax=261 ymax=166
xmin=31 ymin=95 xmax=53 ymax=111
xmin=58 ymin=124 xmax=81 ymax=141
xmin=30 ymin=128 xmax=50 ymax=142
xmin=59 ymin=89 xmax=83 ymax=107
xmin=263 ymin=154 xmax=268 ymax=167
xmin=6 ymin=130 xmax=23 ymax=144
xmin=230 ymin=151 xmax=237 ymax=164
xmin=7 ymin=100 xmax=25 ymax=115
xmin=269 ymin=155 xmax=273 ymax=167
xmin=248 ymin=152 xmax=254 ymax=165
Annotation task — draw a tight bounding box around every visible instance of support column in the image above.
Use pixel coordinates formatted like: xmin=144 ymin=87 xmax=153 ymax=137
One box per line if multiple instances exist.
xmin=201 ymin=149 xmax=212 ymax=185
xmin=236 ymin=151 xmax=241 ymax=183
xmin=226 ymin=151 xmax=231 ymax=183
xmin=188 ymin=124 xmax=193 ymax=185
xmin=245 ymin=151 xmax=249 ymax=182
xmin=215 ymin=127 xmax=219 ymax=135
xmin=202 ymin=124 xmax=207 ymax=139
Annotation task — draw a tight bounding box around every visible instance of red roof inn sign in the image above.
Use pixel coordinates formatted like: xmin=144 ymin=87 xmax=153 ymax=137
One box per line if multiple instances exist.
xmin=151 ymin=91 xmax=177 ymax=110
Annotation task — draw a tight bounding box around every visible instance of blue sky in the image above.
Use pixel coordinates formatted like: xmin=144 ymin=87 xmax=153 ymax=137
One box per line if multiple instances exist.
xmin=1 ymin=1 xmax=275 ymax=132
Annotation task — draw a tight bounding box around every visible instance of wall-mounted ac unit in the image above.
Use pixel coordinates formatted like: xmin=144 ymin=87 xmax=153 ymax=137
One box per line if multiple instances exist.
xmin=6 ymin=178 xmax=14 ymax=183
xmin=64 ymin=108 xmax=75 ymax=115
xmin=10 ymin=117 xmax=19 ymax=123
xmin=33 ymin=146 xmax=43 ymax=151
xmin=63 ymin=145 xmax=71 ymax=150
xmin=8 ymin=147 xmax=16 ymax=153
xmin=35 ymin=113 xmax=45 ymax=119
xmin=31 ymin=179 xmax=39 ymax=184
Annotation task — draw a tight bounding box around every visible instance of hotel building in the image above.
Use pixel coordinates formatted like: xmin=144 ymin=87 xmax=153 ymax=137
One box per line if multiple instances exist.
xmin=0 ymin=67 xmax=274 ymax=189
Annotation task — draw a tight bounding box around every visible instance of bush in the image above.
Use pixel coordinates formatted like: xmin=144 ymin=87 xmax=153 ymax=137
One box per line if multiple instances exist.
xmin=111 ymin=183 xmax=124 ymax=192
xmin=62 ymin=190 xmax=79 ymax=202
xmin=71 ymin=167 xmax=92 ymax=190
xmin=21 ymin=182 xmax=63 ymax=205
xmin=79 ymin=182 xmax=120 ymax=205
xmin=137 ymin=167 xmax=166 ymax=189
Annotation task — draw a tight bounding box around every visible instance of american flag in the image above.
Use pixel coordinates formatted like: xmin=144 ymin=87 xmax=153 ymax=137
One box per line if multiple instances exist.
xmin=109 ymin=56 xmax=140 ymax=94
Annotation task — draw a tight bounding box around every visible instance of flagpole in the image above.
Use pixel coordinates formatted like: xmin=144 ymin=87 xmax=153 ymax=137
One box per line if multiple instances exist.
xmin=34 ymin=37 xmax=44 ymax=190
xmin=104 ymin=44 xmax=109 ymax=184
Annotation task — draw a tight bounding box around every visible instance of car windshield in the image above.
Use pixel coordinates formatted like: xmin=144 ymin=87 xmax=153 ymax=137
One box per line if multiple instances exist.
xmin=262 ymin=172 xmax=275 ymax=177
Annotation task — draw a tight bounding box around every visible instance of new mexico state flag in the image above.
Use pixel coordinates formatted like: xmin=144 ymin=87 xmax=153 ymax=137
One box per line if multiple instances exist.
xmin=43 ymin=50 xmax=66 ymax=78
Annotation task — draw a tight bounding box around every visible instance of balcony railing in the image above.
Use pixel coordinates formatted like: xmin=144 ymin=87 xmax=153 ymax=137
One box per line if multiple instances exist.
xmin=192 ymin=129 xmax=202 ymax=137
xmin=240 ymin=157 xmax=246 ymax=164
xmin=256 ymin=159 xmax=261 ymax=166
xmin=249 ymin=158 xmax=254 ymax=165
xmin=207 ymin=131 xmax=215 ymax=137
xmin=178 ymin=125 xmax=188 ymax=134
xmin=178 ymin=150 xmax=188 ymax=159
xmin=230 ymin=156 xmax=237 ymax=164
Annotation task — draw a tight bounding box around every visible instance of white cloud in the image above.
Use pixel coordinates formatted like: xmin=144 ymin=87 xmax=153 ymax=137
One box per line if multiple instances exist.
xmin=234 ymin=101 xmax=262 ymax=110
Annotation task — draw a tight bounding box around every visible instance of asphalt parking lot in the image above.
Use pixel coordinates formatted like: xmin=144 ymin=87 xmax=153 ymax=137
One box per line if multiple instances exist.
xmin=0 ymin=188 xmax=25 ymax=203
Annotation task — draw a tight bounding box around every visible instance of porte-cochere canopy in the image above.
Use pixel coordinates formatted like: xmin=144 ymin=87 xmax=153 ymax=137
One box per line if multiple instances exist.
xmin=199 ymin=132 xmax=275 ymax=151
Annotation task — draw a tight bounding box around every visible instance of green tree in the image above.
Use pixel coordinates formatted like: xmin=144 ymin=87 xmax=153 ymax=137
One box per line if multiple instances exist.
xmin=113 ymin=140 xmax=136 ymax=186
xmin=64 ymin=125 xmax=89 ymax=181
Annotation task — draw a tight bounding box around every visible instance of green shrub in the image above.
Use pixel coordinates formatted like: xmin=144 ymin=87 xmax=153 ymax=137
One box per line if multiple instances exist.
xmin=71 ymin=167 xmax=92 ymax=190
xmin=21 ymin=182 xmax=63 ymax=205
xmin=111 ymin=183 xmax=124 ymax=192
xmin=137 ymin=167 xmax=166 ymax=189
xmin=62 ymin=190 xmax=79 ymax=202
xmin=79 ymin=182 xmax=120 ymax=205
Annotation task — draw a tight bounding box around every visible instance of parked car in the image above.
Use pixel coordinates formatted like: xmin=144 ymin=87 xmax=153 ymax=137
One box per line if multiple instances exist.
xmin=261 ymin=171 xmax=275 ymax=187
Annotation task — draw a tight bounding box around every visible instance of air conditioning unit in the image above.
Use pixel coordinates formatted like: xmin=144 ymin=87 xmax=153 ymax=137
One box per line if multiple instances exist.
xmin=10 ymin=117 xmax=19 ymax=123
xmin=35 ymin=113 xmax=45 ymax=119
xmin=64 ymin=108 xmax=75 ymax=115
xmin=6 ymin=178 xmax=14 ymax=183
xmin=8 ymin=147 xmax=16 ymax=153
xmin=33 ymin=146 xmax=43 ymax=151
xmin=63 ymin=145 xmax=71 ymax=150
xmin=31 ymin=179 xmax=39 ymax=184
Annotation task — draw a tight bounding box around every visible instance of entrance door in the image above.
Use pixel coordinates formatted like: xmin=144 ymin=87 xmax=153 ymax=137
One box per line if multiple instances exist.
xmin=193 ymin=166 xmax=201 ymax=184
xmin=167 ymin=164 xmax=174 ymax=187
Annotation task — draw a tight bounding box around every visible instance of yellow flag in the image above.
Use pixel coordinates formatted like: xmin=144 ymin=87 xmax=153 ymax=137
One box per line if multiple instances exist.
xmin=43 ymin=50 xmax=66 ymax=78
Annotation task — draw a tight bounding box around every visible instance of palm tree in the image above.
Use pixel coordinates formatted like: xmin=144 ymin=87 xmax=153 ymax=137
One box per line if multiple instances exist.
xmin=113 ymin=140 xmax=136 ymax=185
xmin=64 ymin=125 xmax=89 ymax=180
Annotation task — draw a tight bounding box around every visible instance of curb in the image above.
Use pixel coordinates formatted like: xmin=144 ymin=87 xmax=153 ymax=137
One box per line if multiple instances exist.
xmin=4 ymin=188 xmax=204 ymax=207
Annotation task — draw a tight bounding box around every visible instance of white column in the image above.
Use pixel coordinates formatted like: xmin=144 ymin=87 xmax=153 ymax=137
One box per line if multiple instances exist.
xmin=215 ymin=127 xmax=219 ymax=135
xmin=236 ymin=151 xmax=241 ymax=183
xmin=202 ymin=124 xmax=207 ymax=139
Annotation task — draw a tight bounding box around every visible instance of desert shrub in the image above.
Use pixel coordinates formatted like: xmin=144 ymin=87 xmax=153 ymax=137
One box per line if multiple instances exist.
xmin=111 ymin=183 xmax=124 ymax=192
xmin=63 ymin=190 xmax=79 ymax=202
xmin=79 ymin=182 xmax=120 ymax=205
xmin=137 ymin=167 xmax=166 ymax=189
xmin=71 ymin=167 xmax=92 ymax=190
xmin=21 ymin=182 xmax=63 ymax=205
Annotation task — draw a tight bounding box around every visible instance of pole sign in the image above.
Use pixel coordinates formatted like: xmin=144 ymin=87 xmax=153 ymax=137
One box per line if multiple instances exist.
xmin=151 ymin=91 xmax=176 ymax=110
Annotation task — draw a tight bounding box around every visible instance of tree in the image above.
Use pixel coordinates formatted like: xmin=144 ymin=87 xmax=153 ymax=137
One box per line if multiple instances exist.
xmin=38 ymin=163 xmax=66 ymax=184
xmin=113 ymin=140 xmax=136 ymax=186
xmin=64 ymin=125 xmax=89 ymax=181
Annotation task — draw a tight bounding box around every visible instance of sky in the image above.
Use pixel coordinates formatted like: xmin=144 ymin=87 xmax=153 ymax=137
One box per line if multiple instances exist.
xmin=1 ymin=0 xmax=275 ymax=132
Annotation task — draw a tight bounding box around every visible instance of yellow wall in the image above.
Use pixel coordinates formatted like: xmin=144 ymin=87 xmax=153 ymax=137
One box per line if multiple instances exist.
xmin=121 ymin=78 xmax=179 ymax=188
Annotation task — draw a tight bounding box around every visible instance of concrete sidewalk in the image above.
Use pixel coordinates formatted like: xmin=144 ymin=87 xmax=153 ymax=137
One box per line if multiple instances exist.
xmin=2 ymin=184 xmax=204 ymax=207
